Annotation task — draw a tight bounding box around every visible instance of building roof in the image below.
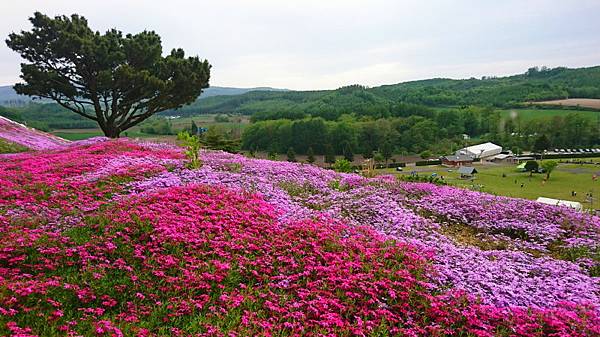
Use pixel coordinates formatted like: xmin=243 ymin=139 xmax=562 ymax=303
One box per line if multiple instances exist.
xmin=536 ymin=197 xmax=582 ymax=211
xmin=493 ymin=153 xmax=513 ymax=160
xmin=458 ymin=166 xmax=478 ymax=175
xmin=461 ymin=142 xmax=502 ymax=157
xmin=442 ymin=154 xmax=473 ymax=162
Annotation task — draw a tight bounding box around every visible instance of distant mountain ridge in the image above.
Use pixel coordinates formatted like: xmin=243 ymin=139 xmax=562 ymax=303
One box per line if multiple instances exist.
xmin=199 ymin=86 xmax=289 ymax=98
xmin=0 ymin=85 xmax=289 ymax=106
xmin=0 ymin=85 xmax=40 ymax=105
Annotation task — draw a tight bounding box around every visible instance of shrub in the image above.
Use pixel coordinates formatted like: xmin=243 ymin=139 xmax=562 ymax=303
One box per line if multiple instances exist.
xmin=525 ymin=160 xmax=539 ymax=176
xmin=420 ymin=150 xmax=432 ymax=159
xmin=332 ymin=158 xmax=353 ymax=172
xmin=541 ymin=160 xmax=558 ymax=179
xmin=286 ymin=147 xmax=296 ymax=162
xmin=214 ymin=114 xmax=230 ymax=123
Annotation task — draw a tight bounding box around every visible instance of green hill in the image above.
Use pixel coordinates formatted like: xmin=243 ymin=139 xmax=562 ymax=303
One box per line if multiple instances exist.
xmin=162 ymin=66 xmax=600 ymax=119
xmin=3 ymin=66 xmax=600 ymax=129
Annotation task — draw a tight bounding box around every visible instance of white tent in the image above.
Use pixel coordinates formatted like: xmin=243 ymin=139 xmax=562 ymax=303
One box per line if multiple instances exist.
xmin=458 ymin=142 xmax=502 ymax=159
xmin=536 ymin=197 xmax=582 ymax=211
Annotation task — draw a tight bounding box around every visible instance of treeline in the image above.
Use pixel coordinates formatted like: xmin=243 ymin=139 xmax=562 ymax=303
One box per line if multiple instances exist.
xmin=249 ymin=101 xmax=436 ymax=122
xmin=242 ymin=106 xmax=499 ymax=156
xmin=242 ymin=107 xmax=600 ymax=156
xmin=496 ymin=113 xmax=600 ymax=152
xmin=163 ymin=66 xmax=600 ymax=117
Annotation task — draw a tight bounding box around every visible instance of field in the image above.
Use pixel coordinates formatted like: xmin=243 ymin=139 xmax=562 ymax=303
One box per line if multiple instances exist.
xmin=499 ymin=107 xmax=599 ymax=121
xmin=166 ymin=114 xmax=249 ymax=130
xmin=534 ymin=98 xmax=600 ymax=110
xmin=1 ymin=122 xmax=600 ymax=336
xmin=1 ymin=137 xmax=599 ymax=336
xmin=381 ymin=159 xmax=600 ymax=209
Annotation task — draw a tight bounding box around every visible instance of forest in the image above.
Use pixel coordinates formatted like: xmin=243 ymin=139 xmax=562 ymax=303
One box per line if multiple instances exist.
xmin=241 ymin=108 xmax=599 ymax=157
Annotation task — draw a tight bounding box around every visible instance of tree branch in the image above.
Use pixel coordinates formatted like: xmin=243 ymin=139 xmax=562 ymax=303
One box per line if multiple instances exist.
xmin=40 ymin=93 xmax=98 ymax=121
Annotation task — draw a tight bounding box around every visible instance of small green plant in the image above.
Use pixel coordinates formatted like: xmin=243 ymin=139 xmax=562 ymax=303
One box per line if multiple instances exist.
xmin=225 ymin=162 xmax=243 ymax=173
xmin=177 ymin=131 xmax=202 ymax=169
xmin=278 ymin=181 xmax=318 ymax=197
xmin=332 ymin=158 xmax=353 ymax=173
xmin=327 ymin=179 xmax=351 ymax=192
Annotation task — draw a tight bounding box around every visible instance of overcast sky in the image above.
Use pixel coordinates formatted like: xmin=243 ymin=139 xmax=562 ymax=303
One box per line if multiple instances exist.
xmin=1 ymin=0 xmax=600 ymax=90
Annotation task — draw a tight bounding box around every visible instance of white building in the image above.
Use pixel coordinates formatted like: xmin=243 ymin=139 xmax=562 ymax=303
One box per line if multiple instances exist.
xmin=536 ymin=197 xmax=583 ymax=211
xmin=457 ymin=142 xmax=502 ymax=160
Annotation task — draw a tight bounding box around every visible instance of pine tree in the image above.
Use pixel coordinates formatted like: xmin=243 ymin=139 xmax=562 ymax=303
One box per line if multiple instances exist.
xmin=6 ymin=12 xmax=211 ymax=138
xmin=306 ymin=147 xmax=315 ymax=164
xmin=381 ymin=141 xmax=393 ymax=164
xmin=286 ymin=147 xmax=297 ymax=162
xmin=343 ymin=143 xmax=354 ymax=162
xmin=534 ymin=134 xmax=551 ymax=152
xmin=324 ymin=144 xmax=336 ymax=165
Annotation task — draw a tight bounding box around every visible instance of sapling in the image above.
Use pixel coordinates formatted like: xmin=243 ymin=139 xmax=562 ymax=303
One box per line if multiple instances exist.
xmin=177 ymin=131 xmax=202 ymax=169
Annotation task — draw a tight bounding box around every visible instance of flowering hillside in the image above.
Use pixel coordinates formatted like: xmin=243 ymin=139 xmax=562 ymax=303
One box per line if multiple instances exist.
xmin=0 ymin=116 xmax=69 ymax=150
xmin=1 ymin=138 xmax=599 ymax=336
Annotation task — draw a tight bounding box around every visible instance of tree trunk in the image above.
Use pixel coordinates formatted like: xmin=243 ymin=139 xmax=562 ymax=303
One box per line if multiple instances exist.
xmin=104 ymin=125 xmax=121 ymax=138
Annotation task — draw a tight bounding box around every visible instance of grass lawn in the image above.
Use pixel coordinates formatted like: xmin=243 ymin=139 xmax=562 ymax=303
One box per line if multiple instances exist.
xmin=167 ymin=114 xmax=249 ymax=133
xmin=51 ymin=130 xmax=104 ymax=141
xmin=380 ymin=160 xmax=600 ymax=209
